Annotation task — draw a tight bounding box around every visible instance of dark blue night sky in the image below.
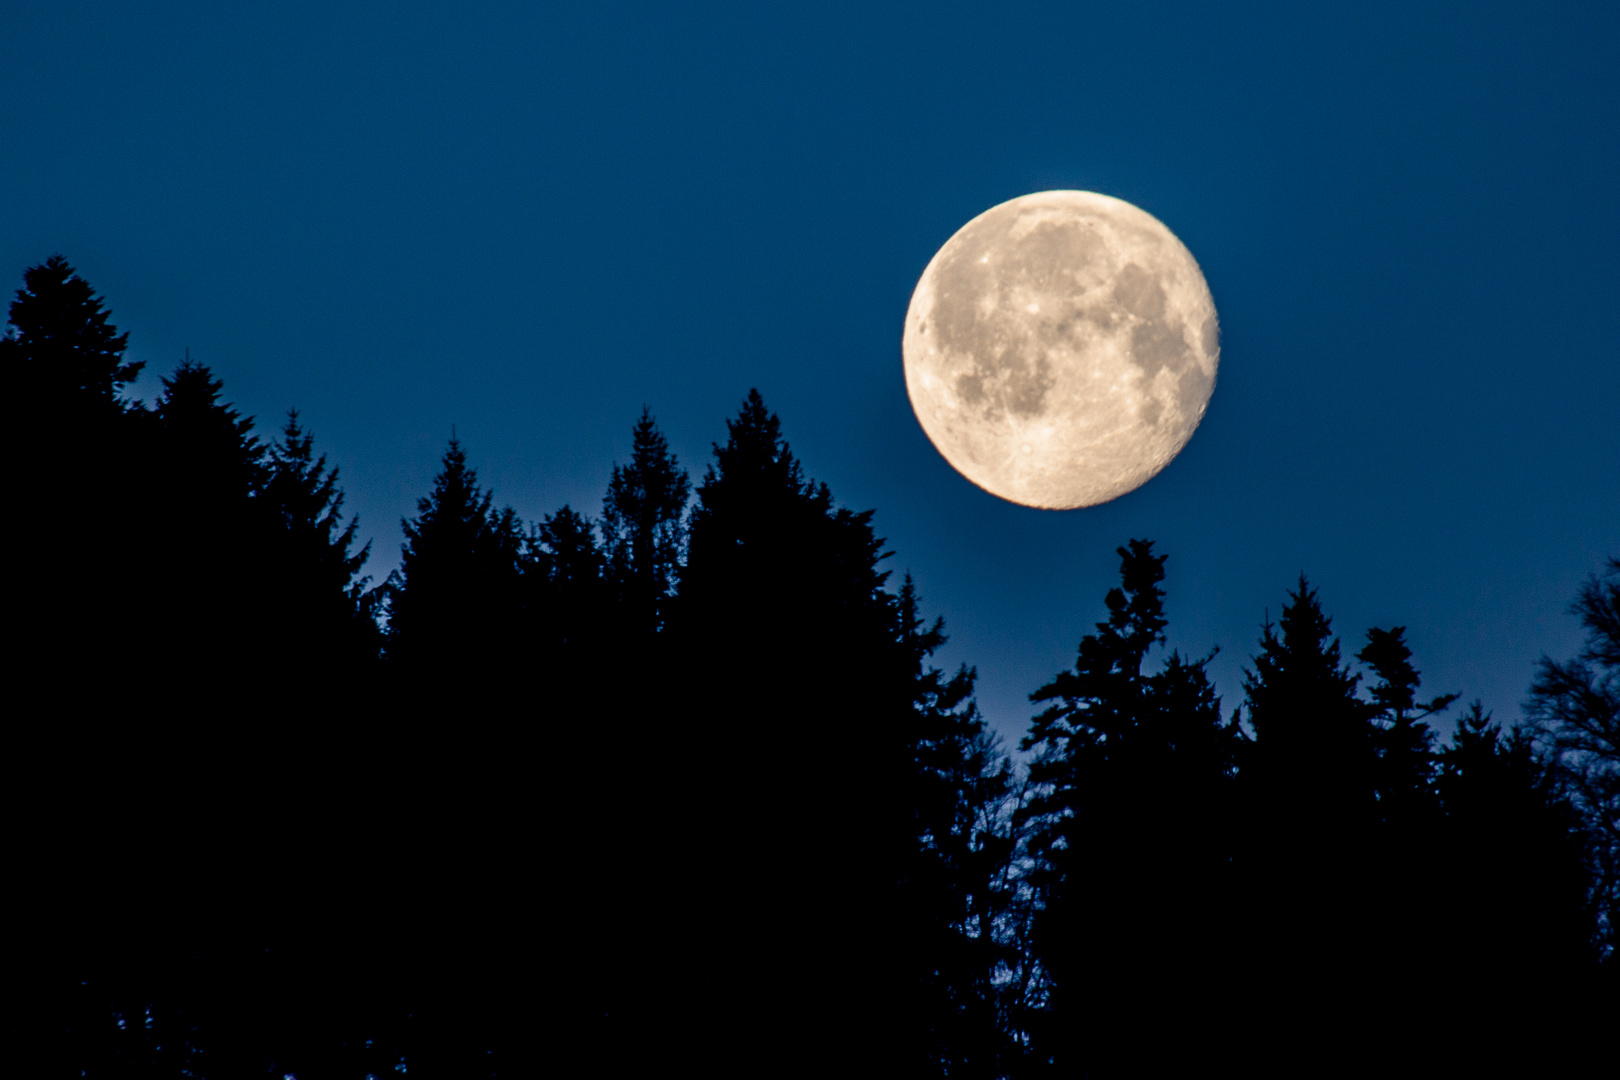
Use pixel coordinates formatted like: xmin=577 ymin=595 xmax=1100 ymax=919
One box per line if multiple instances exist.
xmin=5 ymin=1 xmax=1616 ymax=748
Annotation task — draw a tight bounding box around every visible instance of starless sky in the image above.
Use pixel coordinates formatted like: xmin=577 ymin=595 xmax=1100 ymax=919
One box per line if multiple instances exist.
xmin=5 ymin=1 xmax=1616 ymax=749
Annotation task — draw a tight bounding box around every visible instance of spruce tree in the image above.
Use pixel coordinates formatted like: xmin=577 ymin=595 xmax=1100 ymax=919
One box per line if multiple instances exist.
xmin=136 ymin=360 xmax=273 ymax=696
xmin=600 ymin=407 xmax=689 ymax=638
xmin=896 ymin=575 xmax=1023 ymax=1077
xmin=1 ymin=254 xmax=141 ymax=421
xmin=1017 ymin=540 xmax=1239 ymax=1070
xmin=261 ymin=409 xmax=380 ymax=680
xmin=368 ymin=437 xmax=550 ymax=1075
xmin=4 ymin=256 xmax=142 ymax=705
xmin=1242 ymin=577 xmax=1376 ymax=816
xmin=1346 ymin=626 xmax=1457 ymax=1002
xmin=1435 ymin=704 xmax=1601 ymax=1010
xmin=385 ymin=435 xmax=525 ymax=679
xmin=528 ymin=504 xmax=608 ymax=656
xmin=1235 ymin=577 xmax=1396 ymax=1023
xmin=671 ymin=390 xmax=972 ymax=1075
xmin=1358 ymin=625 xmax=1455 ymax=828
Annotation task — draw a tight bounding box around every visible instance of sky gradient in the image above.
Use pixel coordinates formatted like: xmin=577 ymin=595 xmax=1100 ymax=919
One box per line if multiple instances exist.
xmin=5 ymin=0 xmax=1616 ymax=749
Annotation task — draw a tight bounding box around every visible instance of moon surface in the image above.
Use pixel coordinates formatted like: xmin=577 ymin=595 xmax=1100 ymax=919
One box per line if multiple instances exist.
xmin=903 ymin=191 xmax=1218 ymax=509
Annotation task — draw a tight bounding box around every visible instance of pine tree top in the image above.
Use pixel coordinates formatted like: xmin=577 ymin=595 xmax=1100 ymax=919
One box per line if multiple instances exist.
xmin=2 ymin=254 xmax=141 ymax=413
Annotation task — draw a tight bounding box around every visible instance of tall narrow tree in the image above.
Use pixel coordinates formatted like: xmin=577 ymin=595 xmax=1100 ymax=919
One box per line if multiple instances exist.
xmin=385 ymin=435 xmax=525 ymax=679
xmin=140 ymin=360 xmax=271 ymax=692
xmin=4 ymin=256 xmax=143 ymax=702
xmin=261 ymin=409 xmax=380 ymax=681
xmin=671 ymin=390 xmax=959 ymax=1075
xmin=1235 ymin=577 xmax=1399 ymax=1026
xmin=1358 ymin=625 xmax=1455 ymax=827
xmin=600 ymin=407 xmax=689 ymax=639
xmin=1018 ymin=540 xmax=1240 ymax=1070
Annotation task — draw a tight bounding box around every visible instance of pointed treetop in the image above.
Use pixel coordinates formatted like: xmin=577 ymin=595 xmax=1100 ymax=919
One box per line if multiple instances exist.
xmin=1023 ymin=539 xmax=1172 ymax=752
xmin=702 ymin=389 xmax=809 ymax=497
xmin=1359 ymin=626 xmax=1458 ymax=723
xmin=1245 ymin=575 xmax=1359 ymax=696
xmin=2 ymin=254 xmax=141 ymax=411
xmin=266 ymin=407 xmax=370 ymax=584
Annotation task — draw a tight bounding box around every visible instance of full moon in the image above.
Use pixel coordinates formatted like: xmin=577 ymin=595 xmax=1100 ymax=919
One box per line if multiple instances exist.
xmin=903 ymin=191 xmax=1218 ymax=509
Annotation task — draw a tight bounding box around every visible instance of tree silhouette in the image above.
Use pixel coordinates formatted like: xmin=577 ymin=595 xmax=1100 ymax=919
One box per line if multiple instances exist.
xmin=674 ymin=390 xmax=995 ymax=1074
xmin=1017 ymin=540 xmax=1240 ymax=1071
xmin=601 ymin=406 xmax=689 ymax=638
xmin=5 ymin=255 xmax=143 ymax=706
xmin=1242 ymin=576 xmax=1377 ymax=819
xmin=135 ymin=360 xmax=273 ymax=693
xmin=9 ymin=249 xmax=1618 ymax=1072
xmin=1228 ymin=574 xmax=1393 ymax=1037
xmin=385 ymin=434 xmax=525 ymax=679
xmin=528 ymin=503 xmax=609 ymax=655
xmin=1359 ymin=625 xmax=1456 ymax=828
xmin=261 ymin=408 xmax=380 ymax=677
xmin=1527 ymin=556 xmax=1620 ymax=964
xmin=1 ymin=253 xmax=140 ymax=421
xmin=895 ymin=574 xmax=1024 ymax=1078
xmin=1435 ymin=703 xmax=1601 ymax=1014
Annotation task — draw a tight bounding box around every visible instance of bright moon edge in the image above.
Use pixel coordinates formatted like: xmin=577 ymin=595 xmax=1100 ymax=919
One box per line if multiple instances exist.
xmin=902 ymin=191 xmax=1218 ymax=510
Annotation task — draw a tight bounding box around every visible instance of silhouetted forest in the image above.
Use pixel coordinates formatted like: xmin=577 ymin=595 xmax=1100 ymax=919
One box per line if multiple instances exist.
xmin=5 ymin=256 xmax=1616 ymax=1076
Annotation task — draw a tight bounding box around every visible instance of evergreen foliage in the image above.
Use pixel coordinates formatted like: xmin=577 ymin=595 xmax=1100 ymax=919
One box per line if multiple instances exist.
xmin=4 ymin=259 xmax=389 ymax=1080
xmin=676 ymin=389 xmax=918 ymax=1071
xmin=600 ymin=405 xmax=689 ymax=636
xmin=1242 ymin=575 xmax=1378 ymax=824
xmin=262 ymin=408 xmax=379 ymax=672
xmin=1018 ymin=541 xmax=1241 ymax=1069
xmin=5 ymin=255 xmax=142 ymax=699
xmin=1436 ymin=702 xmax=1599 ymax=987
xmin=1359 ymin=625 xmax=1455 ymax=827
xmin=139 ymin=360 xmax=273 ymax=686
xmin=528 ymin=503 xmax=609 ymax=655
xmin=384 ymin=435 xmax=526 ymax=677
xmin=5 ymin=257 xmax=1615 ymax=1075
xmin=1 ymin=253 xmax=139 ymax=419
xmin=897 ymin=574 xmax=1023 ymax=1077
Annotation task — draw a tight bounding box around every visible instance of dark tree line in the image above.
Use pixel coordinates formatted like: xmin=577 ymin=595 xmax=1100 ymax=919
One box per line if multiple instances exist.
xmin=3 ymin=256 xmax=1615 ymax=1077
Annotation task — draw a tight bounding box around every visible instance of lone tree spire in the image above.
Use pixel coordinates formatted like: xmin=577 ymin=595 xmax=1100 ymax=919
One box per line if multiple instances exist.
xmin=1 ymin=254 xmax=141 ymax=415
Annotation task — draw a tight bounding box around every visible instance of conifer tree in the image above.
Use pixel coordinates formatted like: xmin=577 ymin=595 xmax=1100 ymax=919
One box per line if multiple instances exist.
xmin=135 ymin=360 xmax=273 ymax=692
xmin=673 ymin=390 xmax=896 ymax=1071
xmin=1235 ymin=578 xmax=1420 ymax=1018
xmin=1358 ymin=625 xmax=1455 ymax=827
xmin=600 ymin=407 xmax=689 ymax=637
xmin=528 ymin=504 xmax=608 ymax=655
xmin=385 ymin=435 xmax=525 ymax=678
xmin=262 ymin=409 xmax=381 ymax=677
xmin=1017 ymin=540 xmax=1239 ymax=1069
xmin=1345 ymin=625 xmax=1457 ymax=997
xmin=1 ymin=254 xmax=141 ymax=421
xmin=4 ymin=257 xmax=142 ymax=701
xmin=1242 ymin=577 xmax=1376 ymax=817
xmin=1436 ymin=704 xmax=1600 ymax=999
xmin=150 ymin=359 xmax=266 ymax=505
xmin=367 ymin=437 xmax=550 ymax=1074
xmin=672 ymin=389 xmax=995 ymax=1075
xmin=896 ymin=574 xmax=1023 ymax=1077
